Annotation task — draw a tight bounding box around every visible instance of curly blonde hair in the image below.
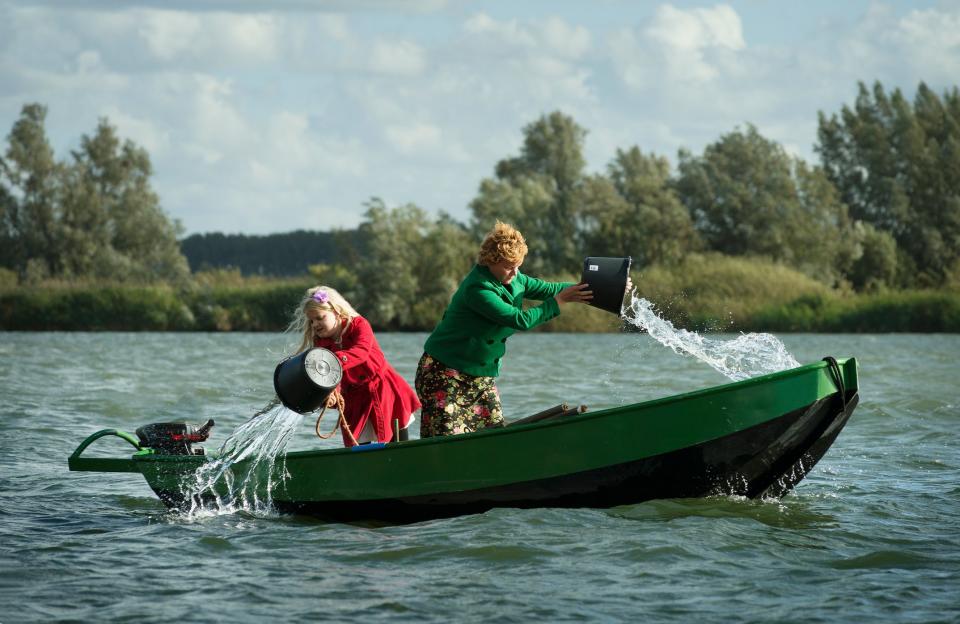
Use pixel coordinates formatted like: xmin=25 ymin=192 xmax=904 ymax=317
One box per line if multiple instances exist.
xmin=477 ymin=221 xmax=528 ymax=266
xmin=287 ymin=286 xmax=359 ymax=354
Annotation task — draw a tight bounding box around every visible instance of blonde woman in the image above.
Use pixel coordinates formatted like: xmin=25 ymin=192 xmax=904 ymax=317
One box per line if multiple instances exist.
xmin=416 ymin=221 xmax=593 ymax=438
xmin=289 ymin=286 xmax=419 ymax=446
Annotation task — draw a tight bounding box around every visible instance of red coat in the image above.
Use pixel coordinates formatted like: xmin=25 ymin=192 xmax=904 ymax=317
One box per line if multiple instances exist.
xmin=315 ymin=315 xmax=420 ymax=447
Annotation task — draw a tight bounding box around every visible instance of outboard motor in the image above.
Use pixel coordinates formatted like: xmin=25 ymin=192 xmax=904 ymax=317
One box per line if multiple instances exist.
xmin=274 ymin=347 xmax=343 ymax=414
xmin=580 ymin=256 xmax=632 ymax=315
xmin=135 ymin=419 xmax=215 ymax=455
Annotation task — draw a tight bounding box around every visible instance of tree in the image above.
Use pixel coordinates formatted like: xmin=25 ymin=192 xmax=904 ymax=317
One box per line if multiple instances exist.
xmin=473 ymin=111 xmax=588 ymax=275
xmin=817 ymin=81 xmax=960 ymax=286
xmin=675 ymin=125 xmax=796 ymax=258
xmin=469 ymin=176 xmax=555 ymax=276
xmin=574 ymin=174 xmax=633 ymax=260
xmin=180 ymin=230 xmax=358 ymax=276
xmin=674 ymin=124 xmax=857 ymax=285
xmin=579 ymin=147 xmax=698 ymax=267
xmin=847 ymin=222 xmax=898 ymax=292
xmin=0 ymin=103 xmax=190 ymax=284
xmin=0 ymin=104 xmax=62 ymax=280
xmin=351 ymin=199 xmax=474 ymax=330
xmin=411 ymin=212 xmax=476 ymax=325
xmin=66 ymin=119 xmax=190 ymax=283
xmin=789 ymin=160 xmax=859 ymax=281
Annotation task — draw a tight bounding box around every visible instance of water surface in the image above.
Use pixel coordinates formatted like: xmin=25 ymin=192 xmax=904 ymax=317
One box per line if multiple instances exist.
xmin=1 ymin=332 xmax=958 ymax=622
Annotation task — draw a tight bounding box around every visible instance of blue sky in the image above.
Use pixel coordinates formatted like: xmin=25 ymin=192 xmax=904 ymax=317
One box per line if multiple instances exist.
xmin=1 ymin=0 xmax=957 ymax=235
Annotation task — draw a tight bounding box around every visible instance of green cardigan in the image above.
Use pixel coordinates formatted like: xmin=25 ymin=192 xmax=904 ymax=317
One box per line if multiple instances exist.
xmin=423 ymin=264 xmax=572 ymax=377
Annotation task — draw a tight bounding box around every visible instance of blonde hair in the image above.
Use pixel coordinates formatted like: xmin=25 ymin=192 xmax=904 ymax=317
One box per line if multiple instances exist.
xmin=288 ymin=286 xmax=359 ymax=354
xmin=478 ymin=220 xmax=528 ymax=266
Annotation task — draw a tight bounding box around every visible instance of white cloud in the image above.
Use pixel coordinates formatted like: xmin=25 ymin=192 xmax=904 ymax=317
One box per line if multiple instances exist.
xmin=80 ymin=8 xmax=283 ymax=69
xmin=456 ymin=12 xmax=596 ymax=107
xmin=464 ymin=13 xmax=536 ymax=47
xmin=2 ymin=1 xmax=957 ymax=236
xmin=141 ymin=10 xmax=281 ymax=65
xmin=139 ymin=11 xmax=202 ymax=61
xmin=191 ymin=75 xmax=248 ymax=153
xmin=385 ymin=121 xmax=442 ymax=154
xmin=102 ymin=106 xmax=170 ymax=155
xmin=541 ymin=16 xmax=591 ymax=59
xmin=645 ymin=4 xmax=744 ymax=52
xmin=368 ymin=39 xmax=426 ymax=75
xmin=464 ymin=11 xmax=592 ymax=59
xmin=839 ymin=4 xmax=960 ymax=84
xmin=611 ymin=3 xmax=746 ymax=91
xmin=262 ymin=111 xmax=367 ymax=178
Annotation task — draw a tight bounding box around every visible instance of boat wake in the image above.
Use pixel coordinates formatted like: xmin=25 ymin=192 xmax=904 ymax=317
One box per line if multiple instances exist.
xmin=181 ymin=400 xmax=303 ymax=519
xmin=622 ymin=292 xmax=799 ymax=382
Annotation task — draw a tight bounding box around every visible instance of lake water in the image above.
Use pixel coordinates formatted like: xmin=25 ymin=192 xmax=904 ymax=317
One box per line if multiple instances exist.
xmin=1 ymin=331 xmax=958 ymax=623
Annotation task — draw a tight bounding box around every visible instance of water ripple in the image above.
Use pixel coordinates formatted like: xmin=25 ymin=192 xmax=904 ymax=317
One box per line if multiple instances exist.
xmin=2 ymin=332 xmax=959 ymax=623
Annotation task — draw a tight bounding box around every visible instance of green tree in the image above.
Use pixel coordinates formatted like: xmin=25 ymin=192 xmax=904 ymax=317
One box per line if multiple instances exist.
xmin=412 ymin=212 xmax=475 ymax=325
xmin=473 ymin=111 xmax=588 ymax=275
xmin=352 ymin=199 xmax=474 ymax=330
xmin=579 ymin=147 xmax=698 ymax=267
xmin=817 ymin=81 xmax=960 ymax=286
xmin=0 ymin=104 xmax=62 ymax=280
xmin=496 ymin=111 xmax=587 ymax=193
xmin=847 ymin=222 xmax=898 ymax=292
xmin=674 ymin=124 xmax=856 ymax=285
xmin=66 ymin=119 xmax=189 ymax=283
xmin=0 ymin=103 xmax=190 ymax=284
xmin=307 ymin=263 xmax=359 ymax=299
xmin=789 ymin=160 xmax=858 ymax=281
xmin=470 ymin=176 xmax=554 ymax=276
xmin=574 ymin=174 xmax=632 ymax=260
xmin=181 ymin=229 xmax=359 ymax=276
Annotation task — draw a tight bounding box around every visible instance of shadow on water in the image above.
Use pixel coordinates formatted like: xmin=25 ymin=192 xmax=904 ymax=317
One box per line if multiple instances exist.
xmin=605 ymin=496 xmax=838 ymax=529
xmin=169 ymin=496 xmax=841 ymax=531
xmin=828 ymin=550 xmax=943 ymax=570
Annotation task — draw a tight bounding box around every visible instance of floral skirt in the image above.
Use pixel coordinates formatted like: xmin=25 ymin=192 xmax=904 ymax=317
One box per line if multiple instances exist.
xmin=415 ymin=353 xmax=505 ymax=438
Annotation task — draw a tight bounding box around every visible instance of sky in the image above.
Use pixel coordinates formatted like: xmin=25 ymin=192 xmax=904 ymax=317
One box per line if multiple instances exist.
xmin=1 ymin=0 xmax=958 ymax=236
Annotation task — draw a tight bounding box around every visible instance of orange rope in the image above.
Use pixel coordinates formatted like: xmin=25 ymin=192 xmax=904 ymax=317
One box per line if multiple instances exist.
xmin=314 ymin=388 xmax=358 ymax=446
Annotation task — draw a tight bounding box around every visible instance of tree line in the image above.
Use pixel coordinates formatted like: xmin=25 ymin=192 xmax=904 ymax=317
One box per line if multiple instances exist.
xmin=180 ymin=229 xmax=363 ymax=276
xmin=2 ymin=81 xmax=959 ymax=332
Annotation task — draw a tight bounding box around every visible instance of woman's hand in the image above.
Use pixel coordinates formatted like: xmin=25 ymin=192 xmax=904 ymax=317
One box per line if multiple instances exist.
xmin=555 ymin=282 xmax=593 ymax=306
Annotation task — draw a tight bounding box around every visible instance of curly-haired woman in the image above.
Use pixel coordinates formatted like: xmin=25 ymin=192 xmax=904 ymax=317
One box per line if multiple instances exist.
xmin=415 ymin=221 xmax=593 ymax=438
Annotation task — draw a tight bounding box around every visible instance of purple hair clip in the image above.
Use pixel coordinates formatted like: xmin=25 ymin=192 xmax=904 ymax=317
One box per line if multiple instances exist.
xmin=311 ymin=290 xmax=329 ymax=304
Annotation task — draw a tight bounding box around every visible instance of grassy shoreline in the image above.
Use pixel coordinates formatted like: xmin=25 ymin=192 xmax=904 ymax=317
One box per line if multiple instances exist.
xmin=3 ymin=282 xmax=958 ymax=333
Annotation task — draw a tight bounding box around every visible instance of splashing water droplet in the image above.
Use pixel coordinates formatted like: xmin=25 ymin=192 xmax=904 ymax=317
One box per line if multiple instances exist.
xmin=622 ymin=293 xmax=799 ymax=381
xmin=182 ymin=400 xmax=303 ymax=518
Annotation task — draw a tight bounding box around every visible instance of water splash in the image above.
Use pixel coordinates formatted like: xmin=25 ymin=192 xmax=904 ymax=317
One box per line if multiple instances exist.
xmin=182 ymin=399 xmax=303 ymax=518
xmin=622 ymin=293 xmax=799 ymax=381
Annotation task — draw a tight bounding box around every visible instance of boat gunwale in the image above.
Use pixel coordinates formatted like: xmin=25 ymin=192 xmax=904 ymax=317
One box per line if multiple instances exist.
xmin=131 ymin=357 xmax=856 ymax=467
xmin=283 ymin=357 xmax=854 ymax=458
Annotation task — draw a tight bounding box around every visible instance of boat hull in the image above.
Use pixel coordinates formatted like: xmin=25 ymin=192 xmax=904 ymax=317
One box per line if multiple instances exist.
xmin=272 ymin=392 xmax=858 ymax=523
xmin=121 ymin=358 xmax=859 ymax=524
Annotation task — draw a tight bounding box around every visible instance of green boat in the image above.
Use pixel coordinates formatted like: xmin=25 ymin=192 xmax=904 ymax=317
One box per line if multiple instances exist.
xmin=69 ymin=357 xmax=859 ymax=524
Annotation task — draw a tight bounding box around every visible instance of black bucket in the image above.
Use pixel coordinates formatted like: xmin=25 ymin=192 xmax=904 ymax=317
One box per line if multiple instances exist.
xmin=580 ymin=256 xmax=632 ymax=315
xmin=274 ymin=347 xmax=344 ymax=414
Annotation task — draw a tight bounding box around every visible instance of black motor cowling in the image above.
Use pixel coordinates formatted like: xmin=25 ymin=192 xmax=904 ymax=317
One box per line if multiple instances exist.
xmin=136 ymin=419 xmax=215 ymax=455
